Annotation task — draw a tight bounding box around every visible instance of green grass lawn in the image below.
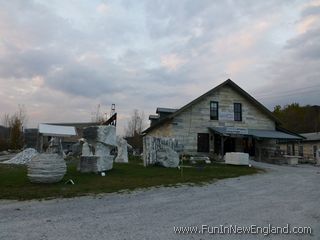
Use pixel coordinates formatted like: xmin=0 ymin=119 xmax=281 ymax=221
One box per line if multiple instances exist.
xmin=0 ymin=159 xmax=259 ymax=200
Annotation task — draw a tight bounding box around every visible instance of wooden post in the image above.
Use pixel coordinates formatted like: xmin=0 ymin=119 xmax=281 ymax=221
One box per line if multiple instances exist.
xmin=39 ymin=134 xmax=43 ymax=153
xmin=258 ymin=141 xmax=262 ymax=162
xmin=292 ymin=143 xmax=295 ymax=156
xmin=221 ymin=136 xmax=224 ymax=161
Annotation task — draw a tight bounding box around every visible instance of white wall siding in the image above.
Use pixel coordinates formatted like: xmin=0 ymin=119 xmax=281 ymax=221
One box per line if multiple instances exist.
xmin=173 ymin=86 xmax=275 ymax=153
xmin=147 ymin=85 xmax=275 ymax=154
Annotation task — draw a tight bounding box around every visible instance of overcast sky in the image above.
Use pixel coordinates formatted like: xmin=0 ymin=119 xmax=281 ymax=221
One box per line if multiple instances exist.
xmin=0 ymin=0 xmax=320 ymax=134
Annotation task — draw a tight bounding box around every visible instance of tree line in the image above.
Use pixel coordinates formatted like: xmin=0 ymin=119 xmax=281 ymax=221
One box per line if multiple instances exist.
xmin=273 ymin=103 xmax=320 ymax=133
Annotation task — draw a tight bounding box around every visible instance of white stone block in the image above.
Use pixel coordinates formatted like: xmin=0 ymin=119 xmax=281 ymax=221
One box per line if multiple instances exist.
xmin=287 ymin=157 xmax=298 ymax=165
xmin=80 ymin=125 xmax=116 ymax=173
xmin=156 ymin=146 xmax=179 ymax=168
xmin=225 ymin=152 xmax=249 ymax=165
xmin=97 ymin=126 xmax=116 ymax=146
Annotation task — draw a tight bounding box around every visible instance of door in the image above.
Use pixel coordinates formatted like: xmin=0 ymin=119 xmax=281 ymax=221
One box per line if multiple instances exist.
xmin=197 ymin=133 xmax=209 ymax=152
xmin=244 ymin=137 xmax=255 ymax=156
xmin=224 ymin=137 xmax=235 ymax=154
xmin=214 ymin=134 xmax=221 ymax=154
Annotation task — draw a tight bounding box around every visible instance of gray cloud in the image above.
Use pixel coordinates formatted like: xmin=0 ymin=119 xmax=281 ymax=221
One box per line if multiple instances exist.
xmin=46 ymin=65 xmax=119 ymax=97
xmin=0 ymin=48 xmax=67 ymax=78
xmin=257 ymin=3 xmax=320 ymax=108
xmin=0 ymin=0 xmax=319 ymax=132
xmin=301 ymin=5 xmax=320 ymax=17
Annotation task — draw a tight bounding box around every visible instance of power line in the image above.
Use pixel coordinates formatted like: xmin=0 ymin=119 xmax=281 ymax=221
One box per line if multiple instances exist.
xmin=256 ymin=84 xmax=320 ymax=98
xmin=258 ymin=88 xmax=320 ymax=100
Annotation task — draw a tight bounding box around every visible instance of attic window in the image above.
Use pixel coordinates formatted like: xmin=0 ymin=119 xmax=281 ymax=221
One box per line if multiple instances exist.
xmin=210 ymin=101 xmax=218 ymax=120
xmin=234 ymin=103 xmax=242 ymax=121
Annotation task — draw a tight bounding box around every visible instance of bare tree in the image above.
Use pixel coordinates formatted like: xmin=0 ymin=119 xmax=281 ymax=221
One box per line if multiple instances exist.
xmin=125 ymin=109 xmax=146 ymax=137
xmin=2 ymin=113 xmax=10 ymax=128
xmin=91 ymin=104 xmax=106 ymax=124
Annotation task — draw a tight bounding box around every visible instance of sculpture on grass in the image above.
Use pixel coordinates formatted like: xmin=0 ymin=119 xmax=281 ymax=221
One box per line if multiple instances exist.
xmin=79 ymin=125 xmax=116 ymax=173
xmin=28 ymin=137 xmax=66 ymax=183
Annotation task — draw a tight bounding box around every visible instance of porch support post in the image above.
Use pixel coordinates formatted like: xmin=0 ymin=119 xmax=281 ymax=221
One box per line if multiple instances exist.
xmin=221 ymin=135 xmax=224 ymax=160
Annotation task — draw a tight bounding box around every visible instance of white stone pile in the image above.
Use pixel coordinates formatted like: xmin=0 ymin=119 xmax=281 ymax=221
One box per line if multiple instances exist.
xmin=2 ymin=148 xmax=38 ymax=165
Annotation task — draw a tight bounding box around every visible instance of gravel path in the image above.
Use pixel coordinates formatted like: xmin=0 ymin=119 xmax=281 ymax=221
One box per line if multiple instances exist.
xmin=0 ymin=162 xmax=319 ymax=240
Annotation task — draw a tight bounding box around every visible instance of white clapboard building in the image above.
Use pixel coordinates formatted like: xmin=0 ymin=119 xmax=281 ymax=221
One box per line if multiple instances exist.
xmin=143 ymin=79 xmax=303 ymax=162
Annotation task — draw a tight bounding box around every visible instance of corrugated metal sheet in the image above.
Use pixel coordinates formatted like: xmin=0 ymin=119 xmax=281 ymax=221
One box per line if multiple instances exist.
xmin=39 ymin=124 xmax=77 ymax=137
xmin=209 ymin=127 xmax=302 ymax=140
xmin=301 ymin=132 xmax=320 ymax=141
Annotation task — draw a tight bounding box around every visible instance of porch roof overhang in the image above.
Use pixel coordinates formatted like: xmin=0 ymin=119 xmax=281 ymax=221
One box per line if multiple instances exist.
xmin=208 ymin=127 xmax=302 ymax=140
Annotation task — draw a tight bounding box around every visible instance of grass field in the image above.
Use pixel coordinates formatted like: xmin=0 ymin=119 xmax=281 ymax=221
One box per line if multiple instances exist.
xmin=0 ymin=158 xmax=259 ymax=200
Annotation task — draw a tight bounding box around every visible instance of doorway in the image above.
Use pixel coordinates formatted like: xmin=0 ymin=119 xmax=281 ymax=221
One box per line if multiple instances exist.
xmin=197 ymin=133 xmax=209 ymax=152
xmin=224 ymin=137 xmax=235 ymax=154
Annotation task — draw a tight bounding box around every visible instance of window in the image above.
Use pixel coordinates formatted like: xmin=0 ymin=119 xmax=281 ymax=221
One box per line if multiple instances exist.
xmin=210 ymin=101 xmax=218 ymax=120
xmin=313 ymin=145 xmax=318 ymax=158
xmin=234 ymin=103 xmax=242 ymax=121
xmin=287 ymin=145 xmax=291 ymax=155
xmin=298 ymin=145 xmax=303 ymax=157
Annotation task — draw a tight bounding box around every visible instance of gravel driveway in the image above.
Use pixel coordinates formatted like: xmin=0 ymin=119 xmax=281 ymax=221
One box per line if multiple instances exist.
xmin=1 ymin=161 xmax=319 ymax=240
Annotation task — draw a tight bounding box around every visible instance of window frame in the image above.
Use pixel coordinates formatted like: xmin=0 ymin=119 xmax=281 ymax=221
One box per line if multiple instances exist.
xmin=210 ymin=101 xmax=219 ymax=120
xmin=234 ymin=103 xmax=242 ymax=121
xmin=313 ymin=145 xmax=318 ymax=158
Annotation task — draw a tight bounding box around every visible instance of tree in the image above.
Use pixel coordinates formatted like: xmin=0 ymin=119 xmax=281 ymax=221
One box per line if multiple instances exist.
xmin=91 ymin=104 xmax=106 ymax=124
xmin=124 ymin=109 xmax=146 ymax=154
xmin=273 ymin=103 xmax=320 ymax=133
xmin=9 ymin=116 xmax=23 ymax=150
xmin=125 ymin=109 xmax=145 ymax=137
xmin=273 ymin=105 xmax=281 ymax=115
xmin=1 ymin=105 xmax=28 ymax=150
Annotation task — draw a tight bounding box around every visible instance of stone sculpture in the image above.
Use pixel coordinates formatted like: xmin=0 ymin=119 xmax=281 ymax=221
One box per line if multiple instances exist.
xmin=156 ymin=146 xmax=179 ymax=168
xmin=27 ymin=137 xmax=67 ymax=183
xmin=27 ymin=153 xmax=67 ymax=183
xmin=143 ymin=136 xmax=181 ymax=168
xmin=79 ymin=125 xmax=116 ymax=173
xmin=115 ymin=137 xmax=128 ymax=163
